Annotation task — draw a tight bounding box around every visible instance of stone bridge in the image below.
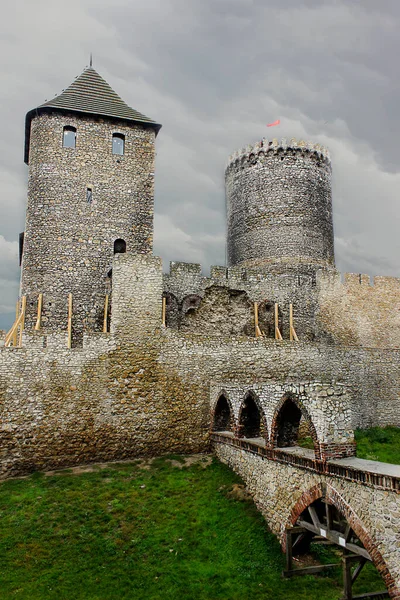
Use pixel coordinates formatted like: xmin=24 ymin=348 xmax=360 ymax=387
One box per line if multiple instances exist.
xmin=210 ymin=387 xmax=400 ymax=599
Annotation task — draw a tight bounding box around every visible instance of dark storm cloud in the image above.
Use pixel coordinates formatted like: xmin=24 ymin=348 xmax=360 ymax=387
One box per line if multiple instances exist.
xmin=0 ymin=0 xmax=399 ymax=328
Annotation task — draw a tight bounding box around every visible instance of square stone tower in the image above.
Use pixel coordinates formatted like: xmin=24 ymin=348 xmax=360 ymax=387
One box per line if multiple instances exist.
xmin=20 ymin=66 xmax=161 ymax=337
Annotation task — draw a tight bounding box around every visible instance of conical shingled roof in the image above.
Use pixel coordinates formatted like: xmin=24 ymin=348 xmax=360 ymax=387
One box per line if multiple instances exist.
xmin=24 ymin=66 xmax=161 ymax=163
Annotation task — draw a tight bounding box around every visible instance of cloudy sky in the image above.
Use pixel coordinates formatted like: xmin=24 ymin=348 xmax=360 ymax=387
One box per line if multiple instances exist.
xmin=1 ymin=0 xmax=399 ymax=329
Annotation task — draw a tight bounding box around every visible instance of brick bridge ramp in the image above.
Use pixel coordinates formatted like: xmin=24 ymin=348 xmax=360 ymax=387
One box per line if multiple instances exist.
xmin=212 ymin=432 xmax=400 ymax=599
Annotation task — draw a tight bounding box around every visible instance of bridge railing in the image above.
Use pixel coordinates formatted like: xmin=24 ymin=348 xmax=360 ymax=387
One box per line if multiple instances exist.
xmin=211 ymin=432 xmax=400 ymax=493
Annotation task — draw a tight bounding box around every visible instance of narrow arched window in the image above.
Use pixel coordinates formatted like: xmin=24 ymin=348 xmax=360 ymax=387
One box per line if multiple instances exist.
xmin=114 ymin=239 xmax=126 ymax=254
xmin=112 ymin=133 xmax=125 ymax=155
xmin=63 ymin=126 xmax=76 ymax=148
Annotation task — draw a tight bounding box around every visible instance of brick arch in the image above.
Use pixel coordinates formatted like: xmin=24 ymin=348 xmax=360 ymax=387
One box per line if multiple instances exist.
xmin=270 ymin=393 xmax=321 ymax=460
xmin=284 ymin=484 xmax=400 ymax=599
xmin=237 ymin=390 xmax=269 ymax=443
xmin=211 ymin=391 xmax=236 ymax=433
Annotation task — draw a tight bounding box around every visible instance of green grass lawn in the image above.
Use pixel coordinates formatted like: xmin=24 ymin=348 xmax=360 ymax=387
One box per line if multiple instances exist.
xmin=355 ymin=426 xmax=400 ymax=464
xmin=0 ymin=456 xmax=384 ymax=600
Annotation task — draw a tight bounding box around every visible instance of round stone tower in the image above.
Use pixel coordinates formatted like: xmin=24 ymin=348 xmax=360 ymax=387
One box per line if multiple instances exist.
xmin=21 ymin=66 xmax=161 ymax=337
xmin=225 ymin=138 xmax=334 ymax=275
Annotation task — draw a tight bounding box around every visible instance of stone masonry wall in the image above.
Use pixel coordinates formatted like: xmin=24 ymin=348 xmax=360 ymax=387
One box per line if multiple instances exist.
xmin=21 ymin=112 xmax=155 ymax=336
xmin=317 ymin=269 xmax=400 ymax=348
xmin=214 ymin=442 xmax=400 ymax=598
xmin=225 ymin=138 xmax=334 ymax=273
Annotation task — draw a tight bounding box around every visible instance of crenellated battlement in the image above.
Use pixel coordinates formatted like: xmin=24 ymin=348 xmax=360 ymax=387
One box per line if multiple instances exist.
xmin=226 ymin=137 xmax=331 ymax=171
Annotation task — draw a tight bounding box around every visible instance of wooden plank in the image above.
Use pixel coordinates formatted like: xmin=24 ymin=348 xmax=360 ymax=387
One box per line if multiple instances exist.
xmin=18 ymin=296 xmax=26 ymax=348
xmin=67 ymin=293 xmax=72 ymax=349
xmin=284 ymin=563 xmax=338 ymax=577
xmin=349 ymin=592 xmax=389 ymax=599
xmin=34 ymin=293 xmax=43 ymax=331
xmin=275 ymin=303 xmax=283 ymax=340
xmin=103 ymin=294 xmax=109 ymax=333
xmin=162 ymin=296 xmax=166 ymax=327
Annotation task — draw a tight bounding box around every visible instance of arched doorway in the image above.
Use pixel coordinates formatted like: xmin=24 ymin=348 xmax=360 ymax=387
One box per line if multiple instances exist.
xmin=238 ymin=393 xmax=267 ymax=441
xmin=271 ymin=394 xmax=320 ymax=458
xmin=212 ymin=394 xmax=233 ymax=432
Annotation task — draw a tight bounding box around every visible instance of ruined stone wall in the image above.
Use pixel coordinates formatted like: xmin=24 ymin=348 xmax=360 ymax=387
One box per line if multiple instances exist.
xmin=21 ymin=112 xmax=155 ymax=336
xmin=214 ymin=442 xmax=400 ymax=598
xmin=163 ymin=261 xmax=321 ymax=340
xmin=317 ymin=270 xmax=400 ymax=348
xmin=225 ymin=139 xmax=334 ymax=273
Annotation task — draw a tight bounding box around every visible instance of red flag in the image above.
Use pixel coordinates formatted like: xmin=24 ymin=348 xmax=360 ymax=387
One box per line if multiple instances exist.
xmin=267 ymin=119 xmax=280 ymax=127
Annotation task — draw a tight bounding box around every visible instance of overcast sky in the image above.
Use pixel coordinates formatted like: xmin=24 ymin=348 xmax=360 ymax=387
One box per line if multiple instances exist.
xmin=1 ymin=0 xmax=400 ymax=329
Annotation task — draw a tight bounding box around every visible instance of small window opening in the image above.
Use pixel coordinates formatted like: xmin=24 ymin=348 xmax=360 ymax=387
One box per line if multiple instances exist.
xmin=114 ymin=239 xmax=126 ymax=254
xmin=63 ymin=126 xmax=76 ymax=148
xmin=86 ymin=187 xmax=93 ymax=204
xmin=112 ymin=133 xmax=125 ymax=155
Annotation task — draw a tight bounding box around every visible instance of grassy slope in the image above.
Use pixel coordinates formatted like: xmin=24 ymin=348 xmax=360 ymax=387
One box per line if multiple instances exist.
xmin=0 ymin=457 xmax=384 ymax=600
xmin=355 ymin=426 xmax=400 ymax=464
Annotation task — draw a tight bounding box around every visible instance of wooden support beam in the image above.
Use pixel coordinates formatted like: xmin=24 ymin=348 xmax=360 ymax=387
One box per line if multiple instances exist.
xmin=289 ymin=303 xmax=299 ymax=341
xmin=298 ymin=520 xmax=371 ymax=561
xmin=254 ymin=302 xmax=259 ymax=337
xmin=275 ymin=303 xmax=283 ymax=340
xmin=343 ymin=554 xmax=354 ymax=600
xmin=13 ymin=300 xmax=19 ymax=346
xmin=5 ymin=311 xmax=24 ymax=347
xmin=67 ymin=293 xmax=72 ymax=349
xmin=162 ymin=297 xmax=166 ymax=327
xmin=307 ymin=505 xmax=321 ymax=529
xmin=351 ymin=558 xmax=367 ymax=585
xmin=103 ymin=294 xmax=109 ymax=333
xmin=34 ymin=293 xmax=43 ymax=331
xmin=18 ymin=296 xmax=26 ymax=348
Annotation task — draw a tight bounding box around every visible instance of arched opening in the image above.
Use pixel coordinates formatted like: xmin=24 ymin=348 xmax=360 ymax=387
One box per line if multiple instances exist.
xmin=285 ymin=492 xmax=393 ymax=598
xmin=212 ymin=395 xmax=233 ymax=432
xmin=112 ymin=133 xmax=125 ymax=155
xmin=271 ymin=394 xmax=319 ymax=457
xmin=114 ymin=239 xmax=126 ymax=254
xmin=238 ymin=394 xmax=262 ymax=439
xmin=63 ymin=126 xmax=76 ymax=148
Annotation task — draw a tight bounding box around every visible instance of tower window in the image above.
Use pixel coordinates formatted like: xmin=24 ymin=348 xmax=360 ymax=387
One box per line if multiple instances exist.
xmin=112 ymin=133 xmax=125 ymax=155
xmin=86 ymin=187 xmax=93 ymax=203
xmin=114 ymin=239 xmax=126 ymax=254
xmin=63 ymin=126 xmax=76 ymax=148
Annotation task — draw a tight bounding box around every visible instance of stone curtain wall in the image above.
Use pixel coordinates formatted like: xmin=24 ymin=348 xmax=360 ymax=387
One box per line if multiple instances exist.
xmin=21 ymin=113 xmax=155 ymax=335
xmin=317 ymin=270 xmax=400 ymax=348
xmin=225 ymin=139 xmax=334 ymax=273
xmin=1 ymin=329 xmax=400 ymax=478
xmin=214 ymin=442 xmax=400 ymax=598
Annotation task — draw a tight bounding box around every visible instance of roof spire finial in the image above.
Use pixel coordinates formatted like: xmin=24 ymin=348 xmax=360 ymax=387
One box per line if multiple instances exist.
xmin=90 ymin=53 xmax=93 ymax=67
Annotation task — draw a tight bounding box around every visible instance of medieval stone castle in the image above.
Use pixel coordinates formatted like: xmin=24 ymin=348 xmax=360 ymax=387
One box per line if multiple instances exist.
xmin=1 ymin=65 xmax=399 ymax=597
